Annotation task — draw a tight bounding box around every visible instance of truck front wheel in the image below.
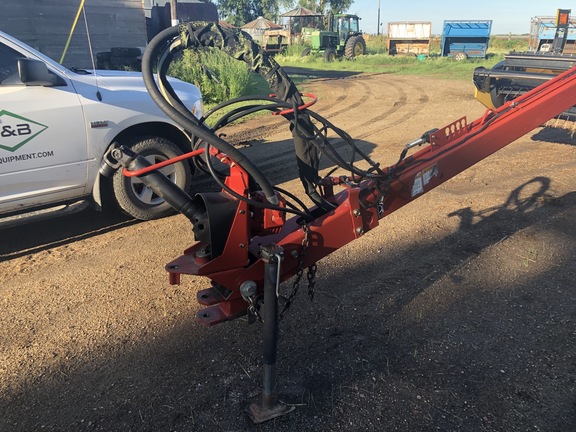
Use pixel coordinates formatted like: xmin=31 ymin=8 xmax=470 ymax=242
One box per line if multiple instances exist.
xmin=112 ymin=137 xmax=192 ymax=220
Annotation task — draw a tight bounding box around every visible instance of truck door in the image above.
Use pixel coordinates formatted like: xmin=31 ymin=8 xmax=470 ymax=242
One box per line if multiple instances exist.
xmin=0 ymin=40 xmax=88 ymax=213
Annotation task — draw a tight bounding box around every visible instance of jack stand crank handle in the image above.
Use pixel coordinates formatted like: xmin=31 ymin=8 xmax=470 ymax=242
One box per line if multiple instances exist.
xmin=404 ymin=128 xmax=440 ymax=151
xmin=246 ymin=245 xmax=295 ymax=424
xmin=262 ymin=247 xmax=280 ymax=406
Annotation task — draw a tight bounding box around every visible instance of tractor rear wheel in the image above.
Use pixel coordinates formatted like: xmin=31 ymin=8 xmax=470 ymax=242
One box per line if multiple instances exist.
xmin=345 ymin=36 xmax=366 ymax=59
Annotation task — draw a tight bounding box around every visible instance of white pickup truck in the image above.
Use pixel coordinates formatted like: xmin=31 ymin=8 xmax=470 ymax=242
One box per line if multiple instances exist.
xmin=0 ymin=30 xmax=203 ymax=225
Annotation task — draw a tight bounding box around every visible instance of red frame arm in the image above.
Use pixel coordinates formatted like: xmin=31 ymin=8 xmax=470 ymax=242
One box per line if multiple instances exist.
xmin=166 ymin=66 xmax=576 ymax=326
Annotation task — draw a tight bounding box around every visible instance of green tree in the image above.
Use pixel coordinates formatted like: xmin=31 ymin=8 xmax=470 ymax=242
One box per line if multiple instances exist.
xmin=217 ymin=0 xmax=292 ymax=26
xmin=290 ymin=0 xmax=354 ymax=29
xmin=216 ymin=0 xmax=353 ymax=27
xmin=298 ymin=0 xmax=354 ymax=18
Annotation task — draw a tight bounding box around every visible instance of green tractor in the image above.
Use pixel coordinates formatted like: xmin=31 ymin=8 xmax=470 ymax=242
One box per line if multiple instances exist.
xmin=301 ymin=14 xmax=366 ymax=61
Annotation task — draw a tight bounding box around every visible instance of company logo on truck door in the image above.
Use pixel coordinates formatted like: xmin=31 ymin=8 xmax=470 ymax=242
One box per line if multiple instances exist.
xmin=0 ymin=110 xmax=48 ymax=152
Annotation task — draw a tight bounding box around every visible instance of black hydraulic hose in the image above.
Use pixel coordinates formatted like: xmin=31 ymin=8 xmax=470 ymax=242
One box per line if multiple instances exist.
xmin=176 ymin=21 xmax=335 ymax=210
xmin=210 ymin=103 xmax=286 ymax=130
xmin=202 ymin=83 xmax=379 ymax=188
xmin=200 ymin=141 xmax=313 ymax=220
xmin=115 ymin=146 xmax=204 ymax=224
xmin=156 ymin=45 xmax=198 ymax=121
xmin=147 ymin=22 xmax=385 ymax=213
xmin=291 ymin=110 xmax=370 ymax=178
xmin=202 ymin=94 xmax=288 ymax=120
xmin=141 ymin=26 xmax=279 ymax=205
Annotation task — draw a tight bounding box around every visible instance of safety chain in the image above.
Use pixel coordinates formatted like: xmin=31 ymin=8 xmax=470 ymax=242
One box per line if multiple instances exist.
xmin=246 ymin=295 xmax=263 ymax=323
xmin=279 ymin=225 xmax=316 ymax=320
xmin=307 ymin=264 xmax=317 ymax=301
xmin=246 ymin=225 xmax=317 ymax=323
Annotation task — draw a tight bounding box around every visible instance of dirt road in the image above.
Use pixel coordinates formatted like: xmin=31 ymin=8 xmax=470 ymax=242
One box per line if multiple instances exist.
xmin=1 ymin=72 xmax=575 ymax=432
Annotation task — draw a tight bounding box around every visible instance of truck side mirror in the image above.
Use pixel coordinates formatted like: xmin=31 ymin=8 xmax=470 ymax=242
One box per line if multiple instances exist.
xmin=18 ymin=58 xmax=66 ymax=87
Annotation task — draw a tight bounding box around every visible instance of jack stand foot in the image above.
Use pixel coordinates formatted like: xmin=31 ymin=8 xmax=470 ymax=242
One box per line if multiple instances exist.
xmin=246 ymin=397 xmax=295 ymax=424
xmin=246 ymin=244 xmax=295 ymax=424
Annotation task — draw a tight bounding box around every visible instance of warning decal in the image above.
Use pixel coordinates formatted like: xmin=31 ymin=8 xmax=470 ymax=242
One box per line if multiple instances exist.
xmin=411 ymin=164 xmax=439 ymax=197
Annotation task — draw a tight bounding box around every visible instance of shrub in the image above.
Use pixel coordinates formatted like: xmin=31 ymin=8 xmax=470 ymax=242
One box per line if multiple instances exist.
xmin=168 ymin=48 xmax=251 ymax=105
xmin=364 ymin=34 xmax=387 ymax=54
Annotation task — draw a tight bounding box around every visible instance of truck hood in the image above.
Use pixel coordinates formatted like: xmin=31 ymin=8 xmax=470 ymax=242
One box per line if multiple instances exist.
xmin=91 ymin=70 xmax=151 ymax=90
xmin=69 ymin=69 xmax=202 ymax=101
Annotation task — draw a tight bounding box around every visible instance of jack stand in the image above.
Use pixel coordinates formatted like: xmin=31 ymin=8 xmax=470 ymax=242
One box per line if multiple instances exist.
xmin=246 ymin=245 xmax=295 ymax=424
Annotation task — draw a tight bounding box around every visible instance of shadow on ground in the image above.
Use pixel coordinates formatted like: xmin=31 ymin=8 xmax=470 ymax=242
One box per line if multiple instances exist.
xmin=532 ymin=126 xmax=576 ymax=146
xmin=283 ymin=67 xmax=366 ymax=80
xmin=0 ymin=208 xmax=137 ymax=262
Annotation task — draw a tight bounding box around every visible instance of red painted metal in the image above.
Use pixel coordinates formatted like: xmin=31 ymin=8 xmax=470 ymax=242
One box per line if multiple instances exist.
xmin=123 ymin=148 xmax=206 ymax=177
xmin=165 ymin=65 xmax=576 ymax=326
xmin=272 ymin=92 xmax=318 ymax=116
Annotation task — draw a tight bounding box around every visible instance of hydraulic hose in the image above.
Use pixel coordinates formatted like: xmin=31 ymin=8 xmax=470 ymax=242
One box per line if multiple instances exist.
xmin=143 ymin=22 xmax=383 ymax=213
xmin=141 ymin=25 xmax=279 ymax=204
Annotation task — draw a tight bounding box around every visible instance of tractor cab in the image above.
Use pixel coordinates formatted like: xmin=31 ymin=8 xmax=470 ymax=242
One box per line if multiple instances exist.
xmin=331 ymin=14 xmax=361 ymax=47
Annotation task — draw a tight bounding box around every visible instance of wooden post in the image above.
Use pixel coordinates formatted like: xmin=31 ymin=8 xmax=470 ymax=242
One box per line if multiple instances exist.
xmin=377 ymin=0 xmax=381 ymax=36
xmin=170 ymin=0 xmax=178 ymax=26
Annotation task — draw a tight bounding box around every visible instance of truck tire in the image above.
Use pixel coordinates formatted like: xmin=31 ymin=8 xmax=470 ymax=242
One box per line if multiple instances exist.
xmin=110 ymin=47 xmax=142 ymax=57
xmin=323 ymin=48 xmax=337 ymax=62
xmin=345 ymin=36 xmax=366 ymax=59
xmin=112 ymin=137 xmax=192 ymax=220
xmin=110 ymin=56 xmax=139 ymax=69
xmin=96 ymin=51 xmax=111 ymax=62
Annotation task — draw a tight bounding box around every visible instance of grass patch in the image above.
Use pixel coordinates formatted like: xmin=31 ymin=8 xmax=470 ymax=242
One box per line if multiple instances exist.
xmin=275 ymin=51 xmax=506 ymax=81
xmin=273 ymin=35 xmax=529 ymax=81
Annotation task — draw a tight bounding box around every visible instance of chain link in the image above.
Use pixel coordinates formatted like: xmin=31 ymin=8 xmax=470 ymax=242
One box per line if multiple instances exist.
xmin=307 ymin=264 xmax=317 ymax=301
xmin=246 ymin=295 xmax=263 ymax=323
xmin=246 ymin=225 xmax=318 ymax=323
xmin=279 ymin=224 xmax=317 ymax=320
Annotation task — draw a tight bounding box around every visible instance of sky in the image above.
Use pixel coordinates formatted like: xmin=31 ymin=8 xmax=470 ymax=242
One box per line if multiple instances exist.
xmin=344 ymin=0 xmax=569 ymax=35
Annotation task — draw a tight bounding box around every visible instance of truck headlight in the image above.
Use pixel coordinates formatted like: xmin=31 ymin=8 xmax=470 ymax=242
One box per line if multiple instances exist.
xmin=191 ymin=98 xmax=205 ymax=119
